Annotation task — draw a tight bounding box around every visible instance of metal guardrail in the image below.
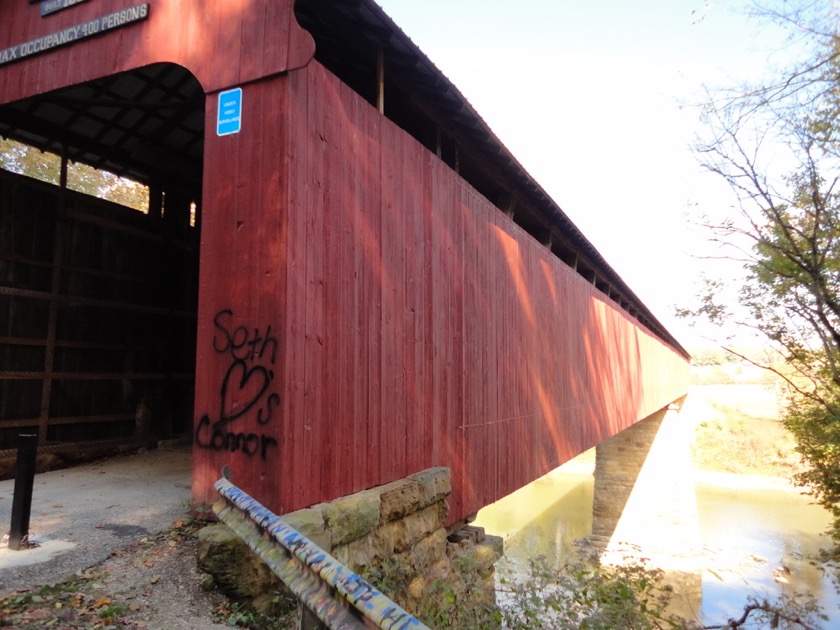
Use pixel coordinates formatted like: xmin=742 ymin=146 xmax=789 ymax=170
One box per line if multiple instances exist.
xmin=213 ymin=476 xmax=430 ymax=630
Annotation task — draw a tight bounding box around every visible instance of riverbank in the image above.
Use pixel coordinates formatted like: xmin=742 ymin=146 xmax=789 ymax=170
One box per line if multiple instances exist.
xmin=686 ymin=364 xmax=809 ymax=481
xmin=695 ymin=469 xmax=808 ymax=492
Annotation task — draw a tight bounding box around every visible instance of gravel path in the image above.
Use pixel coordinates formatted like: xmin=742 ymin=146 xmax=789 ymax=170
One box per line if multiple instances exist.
xmin=0 ymin=445 xmax=244 ymax=628
xmin=1 ymin=519 xmax=232 ymax=629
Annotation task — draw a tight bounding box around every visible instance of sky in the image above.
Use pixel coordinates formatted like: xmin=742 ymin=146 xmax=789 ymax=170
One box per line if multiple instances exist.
xmin=374 ymin=0 xmax=797 ymax=349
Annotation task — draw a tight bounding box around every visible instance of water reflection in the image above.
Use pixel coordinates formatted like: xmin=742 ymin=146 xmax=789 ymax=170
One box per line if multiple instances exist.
xmin=474 ymin=460 xmax=594 ymax=572
xmin=697 ymin=480 xmax=837 ymax=625
xmin=473 ymin=462 xmax=840 ymax=627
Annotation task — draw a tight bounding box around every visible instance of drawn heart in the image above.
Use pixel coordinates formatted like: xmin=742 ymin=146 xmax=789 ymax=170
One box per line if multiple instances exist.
xmin=218 ymin=359 xmax=273 ymax=426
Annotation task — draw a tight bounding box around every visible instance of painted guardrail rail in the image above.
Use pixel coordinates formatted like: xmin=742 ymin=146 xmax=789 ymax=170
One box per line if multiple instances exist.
xmin=213 ymin=476 xmax=430 ymax=630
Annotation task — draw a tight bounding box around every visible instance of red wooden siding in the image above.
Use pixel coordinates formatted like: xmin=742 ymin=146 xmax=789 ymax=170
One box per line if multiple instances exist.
xmin=191 ymin=62 xmax=688 ymax=522
xmin=0 ymin=0 xmax=689 ymax=523
xmin=0 ymin=0 xmax=313 ymax=103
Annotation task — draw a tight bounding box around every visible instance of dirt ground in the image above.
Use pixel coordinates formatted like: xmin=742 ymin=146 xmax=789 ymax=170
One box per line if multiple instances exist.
xmin=0 ymin=444 xmax=300 ymax=630
xmin=0 ymin=519 xmax=237 ymax=629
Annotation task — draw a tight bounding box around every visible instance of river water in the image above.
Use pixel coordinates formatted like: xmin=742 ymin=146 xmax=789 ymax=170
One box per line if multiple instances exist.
xmin=473 ymin=458 xmax=839 ymax=627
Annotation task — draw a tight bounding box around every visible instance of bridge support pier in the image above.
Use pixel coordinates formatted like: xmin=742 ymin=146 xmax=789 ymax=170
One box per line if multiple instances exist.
xmin=590 ymin=407 xmax=669 ymax=548
xmin=591 ymin=398 xmax=704 ymax=621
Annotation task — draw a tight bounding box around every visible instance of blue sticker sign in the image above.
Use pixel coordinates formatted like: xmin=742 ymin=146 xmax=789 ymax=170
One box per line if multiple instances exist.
xmin=217 ymin=88 xmax=243 ymax=137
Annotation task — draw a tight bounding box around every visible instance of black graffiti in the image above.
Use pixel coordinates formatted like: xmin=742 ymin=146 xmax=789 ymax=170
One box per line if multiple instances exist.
xmin=195 ymin=415 xmax=278 ymax=459
xmin=213 ymin=308 xmax=278 ymax=363
xmin=257 ymin=393 xmax=281 ymax=425
xmin=219 ymin=360 xmax=273 ymax=425
xmin=195 ymin=309 xmax=281 ymax=459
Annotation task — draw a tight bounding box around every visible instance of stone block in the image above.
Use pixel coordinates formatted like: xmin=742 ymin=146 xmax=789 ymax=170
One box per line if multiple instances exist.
xmin=373 ymin=518 xmax=408 ymax=555
xmin=332 ymin=535 xmax=379 ymax=572
xmin=402 ymin=503 xmax=446 ymax=550
xmin=306 ymin=530 xmax=333 ymax=553
xmin=281 ymin=506 xmax=326 ymax=536
xmin=397 ymin=527 xmax=448 ymax=575
xmin=470 ymin=536 xmax=504 ymax=571
xmin=410 ymin=467 xmax=451 ymax=509
xmin=407 ymin=576 xmax=427 ymax=601
xmin=429 ymin=558 xmax=451 ymax=581
xmin=321 ymin=490 xmax=381 ymax=546
xmin=196 ymin=523 xmax=283 ymax=600
xmin=379 ymin=478 xmax=423 ymax=522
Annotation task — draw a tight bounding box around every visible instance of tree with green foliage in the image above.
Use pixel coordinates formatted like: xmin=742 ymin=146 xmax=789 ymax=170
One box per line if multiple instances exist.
xmin=0 ymin=137 xmax=148 ymax=211
xmin=0 ymin=136 xmax=62 ymax=184
xmin=679 ymin=0 xmax=840 ymax=556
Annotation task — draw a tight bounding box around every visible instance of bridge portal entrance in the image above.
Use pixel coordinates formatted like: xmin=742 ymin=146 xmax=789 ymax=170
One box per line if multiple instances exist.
xmin=0 ymin=64 xmax=205 ymax=470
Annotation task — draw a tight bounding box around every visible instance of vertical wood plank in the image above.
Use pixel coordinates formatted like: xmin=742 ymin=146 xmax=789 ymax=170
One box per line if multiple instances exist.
xmin=363 ymin=100 xmax=384 ymax=490
xmin=401 ymin=136 xmax=430 ymax=473
xmin=191 ymin=93 xmax=239 ymax=506
xmin=378 ymin=119 xmax=405 ymax=484
xmin=301 ymin=66 xmax=327 ymax=503
xmin=281 ymin=68 xmax=311 ymax=511
xmin=322 ymin=73 xmax=355 ymax=497
xmin=256 ymin=77 xmax=288 ymax=511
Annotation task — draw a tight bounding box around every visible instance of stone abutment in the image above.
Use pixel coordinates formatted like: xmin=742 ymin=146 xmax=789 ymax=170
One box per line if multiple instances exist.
xmin=198 ymin=467 xmax=502 ymax=624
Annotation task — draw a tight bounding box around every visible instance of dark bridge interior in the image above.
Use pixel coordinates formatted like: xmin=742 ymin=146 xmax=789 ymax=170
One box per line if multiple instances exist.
xmin=0 ymin=64 xmax=204 ymax=464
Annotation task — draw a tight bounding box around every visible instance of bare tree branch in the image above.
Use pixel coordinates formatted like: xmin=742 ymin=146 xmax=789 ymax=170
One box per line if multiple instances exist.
xmin=702 ymin=600 xmax=821 ymax=629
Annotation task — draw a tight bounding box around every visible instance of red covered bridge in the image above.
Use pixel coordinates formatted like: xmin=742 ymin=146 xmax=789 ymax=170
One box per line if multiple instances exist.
xmin=0 ymin=0 xmax=690 ymax=525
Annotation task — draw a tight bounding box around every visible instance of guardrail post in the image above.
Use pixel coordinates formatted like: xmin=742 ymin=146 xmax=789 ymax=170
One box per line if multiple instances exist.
xmin=8 ymin=433 xmax=38 ymax=550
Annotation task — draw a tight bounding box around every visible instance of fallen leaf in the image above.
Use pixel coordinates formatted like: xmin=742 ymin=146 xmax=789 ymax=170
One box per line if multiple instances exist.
xmin=27 ymin=608 xmax=52 ymax=620
xmin=94 ymin=596 xmax=111 ymax=609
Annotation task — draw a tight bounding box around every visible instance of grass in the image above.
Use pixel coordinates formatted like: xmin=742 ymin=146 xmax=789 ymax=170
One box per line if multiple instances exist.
xmin=691 ymin=362 xmax=778 ymax=386
xmin=692 ymin=409 xmax=804 ymax=476
xmin=690 ymin=364 xmax=807 ymax=478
